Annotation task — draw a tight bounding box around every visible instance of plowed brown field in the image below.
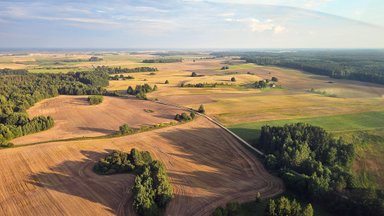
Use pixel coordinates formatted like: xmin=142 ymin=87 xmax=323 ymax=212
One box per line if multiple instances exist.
xmin=12 ymin=95 xmax=183 ymax=145
xmin=0 ymin=117 xmax=283 ymax=216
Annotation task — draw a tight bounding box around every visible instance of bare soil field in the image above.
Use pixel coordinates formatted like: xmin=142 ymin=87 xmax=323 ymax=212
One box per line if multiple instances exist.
xmin=12 ymin=95 xmax=184 ymax=145
xmin=0 ymin=117 xmax=283 ymax=216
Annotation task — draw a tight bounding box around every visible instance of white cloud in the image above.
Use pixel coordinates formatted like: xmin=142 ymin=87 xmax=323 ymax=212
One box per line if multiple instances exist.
xmin=226 ymin=17 xmax=286 ymax=33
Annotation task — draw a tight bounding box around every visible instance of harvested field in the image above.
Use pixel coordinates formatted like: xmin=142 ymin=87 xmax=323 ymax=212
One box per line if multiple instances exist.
xmin=0 ymin=117 xmax=283 ymax=216
xmin=12 ymin=95 xmax=184 ymax=145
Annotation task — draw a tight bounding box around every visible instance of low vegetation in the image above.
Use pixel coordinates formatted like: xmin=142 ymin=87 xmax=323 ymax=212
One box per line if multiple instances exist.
xmin=93 ymin=149 xmax=173 ymax=216
xmin=87 ymin=95 xmax=103 ymax=105
xmin=308 ymin=88 xmax=337 ymax=97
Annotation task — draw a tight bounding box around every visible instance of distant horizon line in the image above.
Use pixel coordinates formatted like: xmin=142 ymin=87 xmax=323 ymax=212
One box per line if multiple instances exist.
xmin=0 ymin=47 xmax=383 ymax=53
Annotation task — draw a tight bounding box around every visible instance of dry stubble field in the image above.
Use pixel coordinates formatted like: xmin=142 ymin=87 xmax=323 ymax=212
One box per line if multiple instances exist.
xmin=0 ymin=117 xmax=283 ymax=216
xmin=12 ymin=95 xmax=183 ymax=145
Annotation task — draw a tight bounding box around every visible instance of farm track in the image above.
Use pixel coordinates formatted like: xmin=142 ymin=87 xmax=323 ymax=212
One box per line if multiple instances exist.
xmin=2 ymin=97 xmax=284 ymax=216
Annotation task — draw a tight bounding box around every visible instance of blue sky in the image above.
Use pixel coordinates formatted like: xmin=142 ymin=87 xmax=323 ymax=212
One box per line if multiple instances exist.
xmin=0 ymin=0 xmax=383 ymax=48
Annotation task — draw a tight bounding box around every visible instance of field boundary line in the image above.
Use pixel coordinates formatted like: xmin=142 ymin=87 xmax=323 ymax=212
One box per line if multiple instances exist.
xmin=154 ymin=100 xmax=265 ymax=157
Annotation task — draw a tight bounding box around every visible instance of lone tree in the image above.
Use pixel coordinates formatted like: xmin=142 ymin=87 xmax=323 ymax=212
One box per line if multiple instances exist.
xmin=191 ymin=72 xmax=198 ymax=77
xmin=271 ymin=76 xmax=279 ymax=82
xmin=231 ymin=77 xmax=236 ymax=82
xmin=165 ymin=80 xmax=169 ymax=84
xmin=198 ymin=104 xmax=205 ymax=114
xmin=127 ymin=86 xmax=134 ymax=95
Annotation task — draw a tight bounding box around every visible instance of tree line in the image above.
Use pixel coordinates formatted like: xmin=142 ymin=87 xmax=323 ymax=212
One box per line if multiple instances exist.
xmin=95 ymin=66 xmax=158 ymax=74
xmin=212 ymin=50 xmax=384 ymax=85
xmin=94 ymin=149 xmax=173 ymax=216
xmin=142 ymin=58 xmax=182 ymax=63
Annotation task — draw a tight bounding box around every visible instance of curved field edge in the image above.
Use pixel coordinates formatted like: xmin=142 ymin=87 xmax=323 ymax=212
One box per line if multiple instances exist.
xmin=0 ymin=117 xmax=283 ymax=216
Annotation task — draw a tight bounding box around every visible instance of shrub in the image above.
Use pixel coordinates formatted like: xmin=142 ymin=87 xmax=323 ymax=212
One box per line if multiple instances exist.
xmin=119 ymin=124 xmax=134 ymax=135
xmin=271 ymin=76 xmax=279 ymax=82
xmin=230 ymin=77 xmax=236 ymax=82
xmin=165 ymin=80 xmax=169 ymax=84
xmin=191 ymin=72 xmax=198 ymax=77
xmin=88 ymin=95 xmax=103 ymax=105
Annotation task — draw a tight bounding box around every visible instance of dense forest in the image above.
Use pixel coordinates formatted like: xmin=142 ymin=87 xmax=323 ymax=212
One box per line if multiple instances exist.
xmin=0 ymin=69 xmax=110 ymax=145
xmin=212 ymin=50 xmax=384 ymax=85
xmin=257 ymin=123 xmax=384 ymax=215
xmin=94 ymin=149 xmax=173 ymax=216
xmin=95 ymin=66 xmax=158 ymax=74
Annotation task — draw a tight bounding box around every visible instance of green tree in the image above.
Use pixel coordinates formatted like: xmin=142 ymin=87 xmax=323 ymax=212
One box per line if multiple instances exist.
xmin=164 ymin=80 xmax=169 ymax=84
xmin=198 ymin=104 xmax=205 ymax=114
xmin=231 ymin=77 xmax=236 ymax=82
xmin=302 ymin=204 xmax=314 ymax=216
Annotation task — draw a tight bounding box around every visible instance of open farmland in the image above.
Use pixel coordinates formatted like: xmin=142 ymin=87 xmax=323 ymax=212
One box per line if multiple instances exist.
xmin=0 ymin=117 xmax=283 ymax=216
xmin=11 ymin=95 xmax=184 ymax=145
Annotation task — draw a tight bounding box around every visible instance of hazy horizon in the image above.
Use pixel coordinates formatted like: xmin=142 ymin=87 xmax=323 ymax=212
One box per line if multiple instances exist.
xmin=1 ymin=0 xmax=384 ymax=49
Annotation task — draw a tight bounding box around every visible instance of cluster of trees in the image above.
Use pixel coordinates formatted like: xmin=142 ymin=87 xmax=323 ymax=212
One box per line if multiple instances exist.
xmin=0 ymin=70 xmax=110 ymax=144
xmin=88 ymin=95 xmax=103 ymax=105
xmin=93 ymin=149 xmax=173 ymax=216
xmin=109 ymin=74 xmax=134 ymax=80
xmin=174 ymin=112 xmax=195 ymax=122
xmin=213 ymin=50 xmax=384 ymax=85
xmin=142 ymin=58 xmax=182 ymax=63
xmin=133 ymin=159 xmax=173 ymax=216
xmin=95 ymin=66 xmax=158 ymax=74
xmin=88 ymin=56 xmax=103 ymax=62
xmin=258 ymin=123 xmax=355 ymax=198
xmin=254 ymin=78 xmax=278 ymax=89
xmin=221 ymin=66 xmax=229 ymax=70
xmin=127 ymin=84 xmax=157 ymax=100
xmin=0 ymin=68 xmax=28 ymax=75
xmin=265 ymin=196 xmax=313 ymax=216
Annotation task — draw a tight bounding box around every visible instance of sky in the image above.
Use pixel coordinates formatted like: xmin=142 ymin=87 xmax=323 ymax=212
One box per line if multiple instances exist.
xmin=0 ymin=0 xmax=383 ymax=49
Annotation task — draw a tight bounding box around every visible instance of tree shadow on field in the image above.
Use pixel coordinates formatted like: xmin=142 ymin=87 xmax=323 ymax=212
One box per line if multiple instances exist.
xmin=78 ymin=126 xmax=117 ymax=134
xmin=27 ymin=149 xmax=134 ymax=215
xmin=65 ymin=97 xmax=88 ymax=106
